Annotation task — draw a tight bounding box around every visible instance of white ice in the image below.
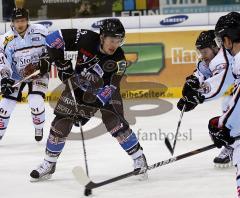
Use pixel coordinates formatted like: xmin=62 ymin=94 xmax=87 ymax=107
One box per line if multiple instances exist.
xmin=0 ymin=98 xmax=236 ymax=198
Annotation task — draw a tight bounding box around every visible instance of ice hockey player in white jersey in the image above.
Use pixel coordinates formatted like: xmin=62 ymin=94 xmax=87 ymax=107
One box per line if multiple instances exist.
xmin=177 ymin=30 xmax=234 ymax=167
xmin=0 ymin=8 xmax=51 ymax=141
xmin=179 ymin=12 xmax=240 ymax=197
xmin=210 ymin=12 xmax=240 ymax=198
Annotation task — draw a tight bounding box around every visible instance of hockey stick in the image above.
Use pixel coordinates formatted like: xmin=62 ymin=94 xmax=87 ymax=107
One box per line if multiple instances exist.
xmin=0 ymin=70 xmax=40 ymax=95
xmin=164 ymin=104 xmax=186 ymax=155
xmin=67 ymin=78 xmax=92 ymax=196
xmin=72 ymin=143 xmax=216 ymax=193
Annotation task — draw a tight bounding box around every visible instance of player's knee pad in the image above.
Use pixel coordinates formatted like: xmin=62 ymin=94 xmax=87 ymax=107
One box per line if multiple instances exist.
xmin=51 ymin=116 xmax=73 ymax=138
xmin=0 ymin=98 xmax=17 ymax=116
xmin=0 ymin=98 xmax=17 ymax=131
xmin=28 ymin=94 xmax=45 ymax=113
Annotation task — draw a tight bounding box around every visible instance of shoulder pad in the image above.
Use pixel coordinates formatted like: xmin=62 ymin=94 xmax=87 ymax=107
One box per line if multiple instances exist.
xmin=2 ymin=31 xmax=14 ymax=47
xmin=209 ymin=48 xmax=227 ymax=72
xmin=30 ymin=24 xmax=48 ymax=36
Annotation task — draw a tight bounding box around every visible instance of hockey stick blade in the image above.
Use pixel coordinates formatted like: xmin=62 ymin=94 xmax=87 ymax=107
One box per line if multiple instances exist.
xmin=72 ymin=166 xmax=91 ymax=186
xmin=73 ymin=144 xmax=216 ymax=190
xmin=164 ymin=137 xmax=173 ymax=155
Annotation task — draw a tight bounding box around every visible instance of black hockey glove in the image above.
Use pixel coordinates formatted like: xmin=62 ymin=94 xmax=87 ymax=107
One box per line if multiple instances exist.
xmin=177 ymin=92 xmax=205 ymax=112
xmin=38 ymin=57 xmax=51 ymax=75
xmin=182 ymin=75 xmax=200 ymax=96
xmin=1 ymin=77 xmax=15 ymax=96
xmin=208 ymin=116 xmax=235 ymax=148
xmin=55 ymin=60 xmax=74 ymax=82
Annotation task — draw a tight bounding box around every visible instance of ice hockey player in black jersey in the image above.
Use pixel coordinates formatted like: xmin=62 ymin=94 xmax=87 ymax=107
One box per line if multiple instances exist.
xmin=30 ymin=18 xmax=148 ymax=181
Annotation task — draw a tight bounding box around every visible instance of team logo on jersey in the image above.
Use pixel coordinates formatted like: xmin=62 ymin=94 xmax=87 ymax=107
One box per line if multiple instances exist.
xmin=116 ymin=60 xmax=126 ymax=75
xmin=3 ymin=35 xmax=14 ymax=46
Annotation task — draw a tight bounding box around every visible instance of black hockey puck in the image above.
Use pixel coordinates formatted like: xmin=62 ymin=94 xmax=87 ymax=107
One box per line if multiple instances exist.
xmin=84 ymin=188 xmax=92 ymax=196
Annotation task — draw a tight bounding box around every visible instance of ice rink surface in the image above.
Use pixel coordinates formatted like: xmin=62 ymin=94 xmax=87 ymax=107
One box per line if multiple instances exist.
xmin=0 ymin=98 xmax=236 ymax=198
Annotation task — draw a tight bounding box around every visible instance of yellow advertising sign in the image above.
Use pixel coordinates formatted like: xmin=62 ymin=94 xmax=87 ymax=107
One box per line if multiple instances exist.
xmin=122 ymin=30 xmax=204 ymax=98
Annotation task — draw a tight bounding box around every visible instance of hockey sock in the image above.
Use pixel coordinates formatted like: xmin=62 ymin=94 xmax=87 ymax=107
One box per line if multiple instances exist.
xmin=117 ymin=130 xmax=143 ymax=159
xmin=0 ymin=115 xmax=10 ymax=137
xmin=45 ymin=133 xmax=66 ymax=163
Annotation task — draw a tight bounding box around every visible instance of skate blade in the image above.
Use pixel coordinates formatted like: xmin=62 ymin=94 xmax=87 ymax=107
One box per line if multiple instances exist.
xmin=30 ymin=174 xmax=52 ymax=182
xmin=214 ymin=161 xmax=233 ymax=168
xmin=134 ymin=169 xmax=148 ymax=181
xmin=137 ymin=172 xmax=148 ymax=181
xmin=35 ymin=136 xmax=43 ymax=142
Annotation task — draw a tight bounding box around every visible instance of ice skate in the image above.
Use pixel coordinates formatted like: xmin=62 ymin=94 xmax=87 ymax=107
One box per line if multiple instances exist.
xmin=133 ymin=154 xmax=148 ymax=180
xmin=214 ymin=146 xmax=233 ymax=168
xmin=30 ymin=160 xmax=56 ymax=182
xmin=35 ymin=128 xmax=43 ymax=142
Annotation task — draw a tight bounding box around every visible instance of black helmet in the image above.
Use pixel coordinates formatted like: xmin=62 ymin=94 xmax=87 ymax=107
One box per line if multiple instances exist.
xmin=100 ymin=18 xmax=125 ymax=39
xmin=195 ymin=30 xmax=217 ymax=50
xmin=215 ymin=12 xmax=240 ymax=43
xmin=11 ymin=8 xmax=29 ymax=21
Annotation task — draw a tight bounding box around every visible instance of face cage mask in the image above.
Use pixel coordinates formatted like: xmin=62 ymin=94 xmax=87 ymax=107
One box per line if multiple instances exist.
xmin=214 ymin=35 xmax=223 ymax=48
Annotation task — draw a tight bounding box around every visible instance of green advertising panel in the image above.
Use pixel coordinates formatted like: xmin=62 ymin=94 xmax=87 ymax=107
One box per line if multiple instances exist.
xmin=123 ymin=43 xmax=164 ymax=75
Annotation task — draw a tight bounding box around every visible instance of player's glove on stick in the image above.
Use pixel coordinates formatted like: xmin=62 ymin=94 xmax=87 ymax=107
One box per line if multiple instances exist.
xmin=55 ymin=60 xmax=74 ymax=82
xmin=38 ymin=57 xmax=51 ymax=75
xmin=182 ymin=75 xmax=200 ymax=96
xmin=1 ymin=77 xmax=15 ymax=96
xmin=208 ymin=116 xmax=235 ymax=148
xmin=96 ymin=84 xmax=117 ymax=106
xmin=177 ymin=92 xmax=205 ymax=112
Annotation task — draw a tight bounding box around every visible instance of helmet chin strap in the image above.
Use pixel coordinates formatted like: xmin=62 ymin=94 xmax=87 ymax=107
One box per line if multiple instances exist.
xmin=225 ymin=41 xmax=234 ymax=56
xmin=99 ymin=37 xmax=109 ymax=55
xmin=99 ymin=44 xmax=105 ymax=54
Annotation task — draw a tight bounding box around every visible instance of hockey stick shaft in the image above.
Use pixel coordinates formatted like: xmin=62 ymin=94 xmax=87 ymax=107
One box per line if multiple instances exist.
xmin=0 ymin=70 xmax=40 ymax=95
xmin=165 ymin=104 xmax=186 ymax=155
xmin=67 ymin=79 xmax=90 ymax=177
xmin=171 ymin=104 xmax=186 ymax=152
xmin=73 ymin=144 xmax=216 ymax=190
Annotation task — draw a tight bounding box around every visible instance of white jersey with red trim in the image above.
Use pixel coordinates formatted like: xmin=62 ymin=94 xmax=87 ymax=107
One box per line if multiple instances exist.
xmin=219 ymin=51 xmax=240 ymax=138
xmin=194 ymin=48 xmax=234 ymax=101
